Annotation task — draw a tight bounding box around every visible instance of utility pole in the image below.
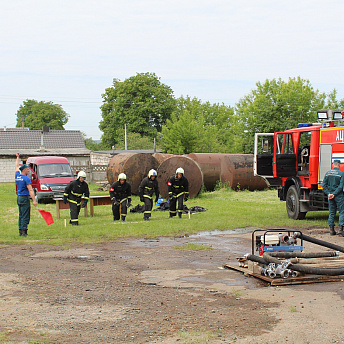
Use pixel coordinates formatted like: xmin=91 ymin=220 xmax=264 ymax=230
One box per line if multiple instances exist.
xmin=124 ymin=124 xmax=127 ymax=150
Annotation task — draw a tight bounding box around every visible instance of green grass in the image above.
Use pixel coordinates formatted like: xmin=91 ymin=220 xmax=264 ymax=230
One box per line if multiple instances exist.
xmin=0 ymin=182 xmax=330 ymax=245
xmin=178 ymin=327 xmax=220 ymax=343
xmin=174 ymin=243 xmax=213 ymax=250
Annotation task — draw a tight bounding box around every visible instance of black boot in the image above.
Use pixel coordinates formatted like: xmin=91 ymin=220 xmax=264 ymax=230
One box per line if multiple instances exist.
xmin=178 ymin=212 xmax=182 ymax=219
xmin=337 ymin=225 xmax=344 ymax=236
xmin=19 ymin=230 xmax=23 ymax=236
xmin=330 ymin=226 xmax=336 ymax=236
xmin=22 ymin=230 xmax=28 ymax=237
xmin=121 ymin=216 xmax=126 ymax=222
xmin=144 ymin=217 xmax=150 ymax=221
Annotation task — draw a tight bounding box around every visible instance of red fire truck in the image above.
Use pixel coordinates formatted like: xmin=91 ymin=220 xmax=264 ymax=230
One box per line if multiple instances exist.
xmin=254 ymin=109 xmax=344 ymax=220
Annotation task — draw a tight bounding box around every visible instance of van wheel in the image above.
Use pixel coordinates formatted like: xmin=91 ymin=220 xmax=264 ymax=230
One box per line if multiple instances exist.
xmin=286 ymin=185 xmax=306 ymax=220
xmin=34 ymin=189 xmax=42 ymax=204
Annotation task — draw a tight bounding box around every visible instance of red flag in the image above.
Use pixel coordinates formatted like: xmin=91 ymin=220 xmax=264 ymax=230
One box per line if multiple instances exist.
xmin=37 ymin=209 xmax=54 ymax=225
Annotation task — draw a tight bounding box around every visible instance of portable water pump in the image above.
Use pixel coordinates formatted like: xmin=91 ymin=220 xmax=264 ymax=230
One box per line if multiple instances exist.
xmin=253 ymin=229 xmax=303 ymax=256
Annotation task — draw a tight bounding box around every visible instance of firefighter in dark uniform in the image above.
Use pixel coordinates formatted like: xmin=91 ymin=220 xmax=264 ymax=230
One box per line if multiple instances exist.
xmin=322 ymin=159 xmax=344 ymax=236
xmin=110 ymin=173 xmax=132 ymax=222
xmin=63 ymin=171 xmax=89 ymax=226
xmin=168 ymin=167 xmax=189 ymax=219
xmin=139 ymin=169 xmax=159 ymax=221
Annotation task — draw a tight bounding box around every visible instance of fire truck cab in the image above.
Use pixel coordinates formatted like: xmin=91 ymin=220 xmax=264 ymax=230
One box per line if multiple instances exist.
xmin=254 ymin=109 xmax=344 ymax=220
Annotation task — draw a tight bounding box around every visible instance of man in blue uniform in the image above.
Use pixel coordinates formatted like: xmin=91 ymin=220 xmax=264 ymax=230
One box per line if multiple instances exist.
xmin=15 ymin=153 xmax=37 ymax=236
xmin=322 ymin=159 xmax=344 ymax=236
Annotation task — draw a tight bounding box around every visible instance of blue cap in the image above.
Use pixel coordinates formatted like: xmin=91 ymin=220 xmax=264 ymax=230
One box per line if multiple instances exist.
xmin=333 ymin=160 xmax=341 ymax=164
xmin=19 ymin=164 xmax=29 ymax=171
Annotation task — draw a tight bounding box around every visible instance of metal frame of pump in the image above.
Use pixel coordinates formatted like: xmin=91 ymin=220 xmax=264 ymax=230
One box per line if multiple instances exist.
xmin=252 ymin=229 xmax=303 ymax=256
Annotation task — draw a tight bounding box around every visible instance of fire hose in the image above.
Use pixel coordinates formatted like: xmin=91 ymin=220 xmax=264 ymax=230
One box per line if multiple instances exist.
xmin=245 ymin=241 xmax=344 ymax=277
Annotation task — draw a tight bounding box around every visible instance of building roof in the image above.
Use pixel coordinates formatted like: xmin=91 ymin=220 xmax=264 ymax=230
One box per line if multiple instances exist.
xmin=0 ymin=130 xmax=90 ymax=156
xmin=0 ymin=130 xmax=86 ymax=149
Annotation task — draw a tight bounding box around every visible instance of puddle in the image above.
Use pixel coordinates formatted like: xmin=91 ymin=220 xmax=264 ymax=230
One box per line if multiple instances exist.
xmin=188 ymin=227 xmax=261 ymax=238
xmin=180 ymin=275 xmax=267 ymax=288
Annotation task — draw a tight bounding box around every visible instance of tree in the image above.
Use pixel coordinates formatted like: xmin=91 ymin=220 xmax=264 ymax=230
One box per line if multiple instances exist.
xmin=232 ymin=77 xmax=327 ymax=153
xmin=115 ymin=131 xmax=156 ymax=150
xmin=162 ymin=111 xmax=202 ymax=154
xmin=161 ymin=96 xmax=234 ymax=154
xmin=99 ymin=72 xmax=176 ymax=148
xmin=84 ymin=137 xmax=104 ymax=151
xmin=16 ymin=99 xmax=69 ymax=130
xmin=324 ymin=89 xmax=344 ymax=110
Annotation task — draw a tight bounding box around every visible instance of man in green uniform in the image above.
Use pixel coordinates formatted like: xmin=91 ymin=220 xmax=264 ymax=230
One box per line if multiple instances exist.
xmin=322 ymin=160 xmax=344 ymax=236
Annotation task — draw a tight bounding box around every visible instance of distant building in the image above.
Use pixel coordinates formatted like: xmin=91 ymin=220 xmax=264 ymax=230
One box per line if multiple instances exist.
xmin=0 ymin=128 xmax=90 ymax=183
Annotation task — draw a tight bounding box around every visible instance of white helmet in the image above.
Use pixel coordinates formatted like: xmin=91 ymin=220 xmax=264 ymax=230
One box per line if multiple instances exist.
xmin=148 ymin=169 xmax=157 ymax=178
xmin=77 ymin=171 xmax=86 ymax=179
xmin=176 ymin=167 xmax=184 ymax=175
xmin=118 ymin=173 xmax=127 ymax=180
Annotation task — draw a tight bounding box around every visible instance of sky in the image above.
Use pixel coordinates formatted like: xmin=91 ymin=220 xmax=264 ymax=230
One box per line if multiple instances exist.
xmin=1 ymin=0 xmax=344 ymax=140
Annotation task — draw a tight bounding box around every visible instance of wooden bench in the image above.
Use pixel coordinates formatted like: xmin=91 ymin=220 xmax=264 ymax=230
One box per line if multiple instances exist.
xmin=54 ymin=195 xmax=112 ymax=219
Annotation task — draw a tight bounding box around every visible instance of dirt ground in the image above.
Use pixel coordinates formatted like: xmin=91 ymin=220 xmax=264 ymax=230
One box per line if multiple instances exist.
xmin=1 ymin=227 xmax=344 ymax=344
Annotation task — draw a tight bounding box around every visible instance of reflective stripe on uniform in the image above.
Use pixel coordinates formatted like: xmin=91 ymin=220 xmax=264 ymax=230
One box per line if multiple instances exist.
xmin=71 ymin=191 xmax=83 ymax=196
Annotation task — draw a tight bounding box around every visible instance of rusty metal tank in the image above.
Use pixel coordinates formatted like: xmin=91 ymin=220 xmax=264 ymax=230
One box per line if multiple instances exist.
xmin=106 ymin=153 xmax=159 ymax=195
xmin=187 ymin=153 xmax=222 ymax=190
xmin=157 ymin=156 xmax=203 ymax=199
xmin=152 ymin=153 xmax=174 ymax=166
xmin=187 ymin=153 xmax=267 ymax=191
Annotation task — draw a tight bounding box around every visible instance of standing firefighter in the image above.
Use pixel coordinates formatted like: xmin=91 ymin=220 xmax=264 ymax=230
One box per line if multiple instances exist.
xmin=168 ymin=167 xmax=189 ymax=219
xmin=110 ymin=173 xmax=132 ymax=222
xmin=139 ymin=169 xmax=159 ymax=221
xmin=322 ymin=160 xmax=344 ymax=236
xmin=63 ymin=171 xmax=89 ymax=226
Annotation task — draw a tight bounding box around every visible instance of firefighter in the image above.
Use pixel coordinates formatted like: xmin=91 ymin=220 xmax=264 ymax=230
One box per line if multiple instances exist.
xmin=139 ymin=169 xmax=159 ymax=221
xmin=322 ymin=160 xmax=344 ymax=236
xmin=110 ymin=173 xmax=132 ymax=222
xmin=63 ymin=171 xmax=89 ymax=226
xmin=168 ymin=167 xmax=189 ymax=219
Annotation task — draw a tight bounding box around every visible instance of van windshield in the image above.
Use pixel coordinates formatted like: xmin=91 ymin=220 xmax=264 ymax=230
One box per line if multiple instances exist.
xmin=37 ymin=163 xmax=73 ymax=178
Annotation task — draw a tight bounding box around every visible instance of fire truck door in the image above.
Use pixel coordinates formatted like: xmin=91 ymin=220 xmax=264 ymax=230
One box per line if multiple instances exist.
xmin=318 ymin=144 xmax=332 ymax=184
xmin=275 ymin=133 xmax=297 ymax=177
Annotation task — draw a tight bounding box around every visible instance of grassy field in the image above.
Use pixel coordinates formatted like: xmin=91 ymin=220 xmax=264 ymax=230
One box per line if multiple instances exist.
xmin=0 ymin=182 xmax=331 ymax=245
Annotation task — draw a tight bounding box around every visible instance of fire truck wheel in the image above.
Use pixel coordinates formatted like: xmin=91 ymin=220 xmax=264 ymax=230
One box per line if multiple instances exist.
xmin=286 ymin=185 xmax=306 ymax=220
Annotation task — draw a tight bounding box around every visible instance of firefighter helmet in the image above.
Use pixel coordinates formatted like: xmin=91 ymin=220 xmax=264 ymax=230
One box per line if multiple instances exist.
xmin=176 ymin=167 xmax=184 ymax=175
xmin=148 ymin=169 xmax=157 ymax=178
xmin=77 ymin=171 xmax=86 ymax=179
xmin=118 ymin=173 xmax=127 ymax=180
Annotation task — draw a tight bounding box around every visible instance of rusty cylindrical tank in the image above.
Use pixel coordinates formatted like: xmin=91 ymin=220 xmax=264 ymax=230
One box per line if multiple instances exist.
xmin=187 ymin=153 xmax=222 ymax=191
xmin=220 ymin=154 xmax=267 ymax=190
xmin=106 ymin=153 xmax=159 ymax=195
xmin=187 ymin=153 xmax=267 ymax=191
xmin=152 ymin=153 xmax=174 ymax=166
xmin=157 ymin=156 xmax=203 ymax=199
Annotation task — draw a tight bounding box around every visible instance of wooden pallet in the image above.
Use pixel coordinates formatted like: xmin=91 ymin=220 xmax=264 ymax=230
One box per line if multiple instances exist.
xmin=223 ymin=263 xmax=344 ymax=286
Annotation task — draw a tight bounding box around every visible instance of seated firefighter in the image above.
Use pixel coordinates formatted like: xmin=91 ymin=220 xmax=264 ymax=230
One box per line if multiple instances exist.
xmin=110 ymin=173 xmax=132 ymax=222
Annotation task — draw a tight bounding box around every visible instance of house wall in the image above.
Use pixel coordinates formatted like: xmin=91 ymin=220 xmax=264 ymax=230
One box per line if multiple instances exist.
xmin=0 ymin=158 xmax=16 ymax=183
xmin=88 ymin=152 xmax=112 ymax=183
